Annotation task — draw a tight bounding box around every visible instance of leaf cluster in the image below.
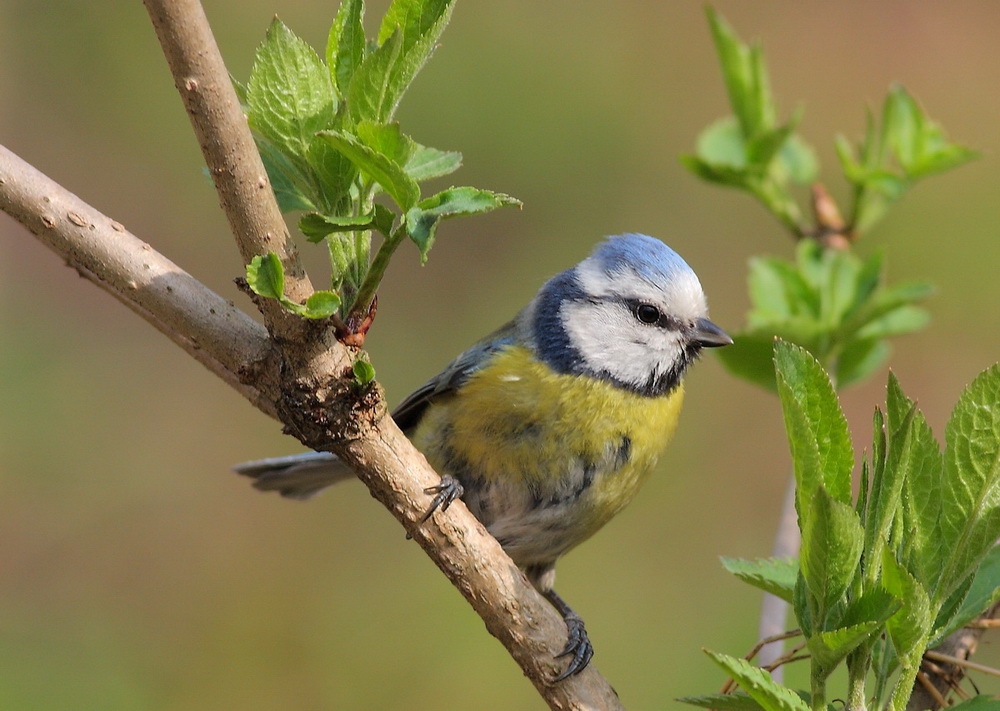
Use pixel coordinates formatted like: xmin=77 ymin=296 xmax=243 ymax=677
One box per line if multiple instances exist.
xmin=716 ymin=241 xmax=931 ymax=391
xmin=240 ymin=0 xmax=519 ymax=325
xmin=686 ymin=343 xmax=1000 ymax=711
xmin=684 ymin=8 xmax=976 ymax=242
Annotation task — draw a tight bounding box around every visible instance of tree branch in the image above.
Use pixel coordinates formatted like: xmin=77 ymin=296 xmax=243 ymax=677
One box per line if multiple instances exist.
xmin=143 ymin=0 xmax=313 ymax=343
xmin=0 ymin=144 xmax=275 ymax=418
xmin=1 ymin=0 xmax=627 ymax=706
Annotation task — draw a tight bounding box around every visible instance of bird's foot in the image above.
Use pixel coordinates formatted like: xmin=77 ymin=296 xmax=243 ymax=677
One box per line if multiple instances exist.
xmin=553 ymin=613 xmax=594 ymax=681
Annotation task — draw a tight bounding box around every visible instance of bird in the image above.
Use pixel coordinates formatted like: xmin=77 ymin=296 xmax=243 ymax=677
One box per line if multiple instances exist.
xmin=234 ymin=233 xmax=731 ymax=680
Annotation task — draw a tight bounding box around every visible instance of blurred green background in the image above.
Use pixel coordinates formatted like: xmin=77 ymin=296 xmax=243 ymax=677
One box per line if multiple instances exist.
xmin=2 ymin=1 xmax=999 ymax=708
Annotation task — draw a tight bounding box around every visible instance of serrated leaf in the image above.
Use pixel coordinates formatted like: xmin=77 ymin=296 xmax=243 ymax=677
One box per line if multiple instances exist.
xmin=704 ymin=650 xmax=810 ymax=711
xmin=678 ymin=692 xmax=767 ymax=710
xmin=247 ymin=19 xmax=337 ymax=158
xmin=379 ymin=0 xmax=452 ymax=51
xmin=800 ymin=487 xmax=864 ymax=623
xmin=327 ymin=0 xmax=365 ymax=97
xmin=246 ymin=252 xmax=285 ymax=300
xmin=300 ymin=205 xmax=397 ymax=243
xmin=774 ymin=340 xmax=854 ymax=509
xmin=938 ymin=364 xmax=1000 ymax=600
xmin=355 ymin=120 xmax=417 ymax=165
xmin=793 ymin=571 xmax=812 ymax=637
xmin=705 ymin=8 xmax=775 ymax=139
xmin=405 ymin=187 xmax=520 ymax=263
xmin=347 ymin=28 xmax=404 ymax=123
xmin=807 ymin=620 xmax=881 ymax=680
xmin=256 ymin=136 xmax=317 ymax=212
xmin=405 ymin=144 xmax=462 ymax=182
xmin=933 ymin=546 xmax=1000 ymax=643
xmin=882 ymin=550 xmax=932 ymax=662
xmin=301 ymin=290 xmax=341 ymax=319
xmin=862 ymin=378 xmax=918 ymax=587
xmin=721 ymin=557 xmax=798 ymax=603
xmin=349 ymin=0 xmax=454 ymax=123
xmin=319 ymin=129 xmax=420 ymax=210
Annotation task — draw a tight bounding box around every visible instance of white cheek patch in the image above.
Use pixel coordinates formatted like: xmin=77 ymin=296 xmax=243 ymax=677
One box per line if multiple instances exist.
xmin=561 ymin=301 xmax=686 ymax=388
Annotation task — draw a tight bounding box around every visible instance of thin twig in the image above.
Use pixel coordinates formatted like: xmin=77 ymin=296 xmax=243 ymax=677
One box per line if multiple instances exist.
xmin=924 ymin=651 xmax=1000 ymax=679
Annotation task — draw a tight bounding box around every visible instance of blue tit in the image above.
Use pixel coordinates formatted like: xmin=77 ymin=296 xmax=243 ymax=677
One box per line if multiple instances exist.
xmin=234 ymin=232 xmax=731 ymax=679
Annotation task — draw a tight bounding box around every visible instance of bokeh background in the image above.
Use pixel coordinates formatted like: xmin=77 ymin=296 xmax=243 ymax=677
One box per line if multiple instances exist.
xmin=2 ymin=1 xmax=999 ymax=709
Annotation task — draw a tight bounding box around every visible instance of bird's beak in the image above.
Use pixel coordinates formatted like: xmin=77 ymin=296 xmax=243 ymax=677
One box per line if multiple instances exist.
xmin=692 ymin=318 xmax=733 ymax=348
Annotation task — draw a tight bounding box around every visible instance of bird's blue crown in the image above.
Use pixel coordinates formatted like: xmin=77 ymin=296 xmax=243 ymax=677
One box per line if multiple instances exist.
xmin=589 ymin=233 xmax=695 ymax=285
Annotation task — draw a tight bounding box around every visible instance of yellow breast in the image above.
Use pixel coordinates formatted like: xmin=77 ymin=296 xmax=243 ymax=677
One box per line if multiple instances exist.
xmin=413 ymin=345 xmax=684 ymax=534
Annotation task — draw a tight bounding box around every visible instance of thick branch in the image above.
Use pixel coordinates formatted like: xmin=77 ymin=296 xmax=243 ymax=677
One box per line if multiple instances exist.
xmin=143 ymin=0 xmax=313 ymax=342
xmin=0 ymin=144 xmax=275 ymax=418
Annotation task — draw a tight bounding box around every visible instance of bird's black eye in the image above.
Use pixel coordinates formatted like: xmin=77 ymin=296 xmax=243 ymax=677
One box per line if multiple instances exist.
xmin=634 ymin=303 xmax=660 ymax=325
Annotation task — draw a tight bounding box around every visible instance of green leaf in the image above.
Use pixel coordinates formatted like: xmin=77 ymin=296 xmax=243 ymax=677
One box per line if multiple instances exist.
xmin=356 ymin=121 xmax=417 ymax=165
xmin=720 ymin=557 xmax=798 ymax=603
xmin=704 ymin=650 xmax=810 ymax=711
xmin=704 ymin=8 xmax=774 ymax=139
xmin=406 ymin=187 xmax=521 ymax=263
xmin=347 ymin=28 xmax=404 ymax=123
xmin=933 ymin=545 xmax=1000 ymax=643
xmin=695 ymin=117 xmax=749 ymax=169
xmin=678 ymin=692 xmax=767 ymax=710
xmin=807 ymin=620 xmax=881 ymax=681
xmin=256 ymin=136 xmax=316 ymax=212
xmin=246 ymin=252 xmax=285 ymax=300
xmin=862 ymin=378 xmax=918 ymax=587
xmin=405 ymin=144 xmax=463 ymax=182
xmin=353 ymin=354 xmax=376 ymax=386
xmin=947 ymin=696 xmax=1000 ymax=711
xmin=747 ymin=256 xmax=818 ymax=324
xmin=301 ymin=290 xmax=341 ymax=319
xmin=774 ymin=340 xmax=854 ymax=509
xmin=778 ymin=133 xmax=818 ymax=184
xmin=679 ymin=154 xmax=755 ymax=189
xmin=938 ymin=364 xmax=1000 ymax=600
xmin=800 ymin=487 xmax=864 ymax=624
xmin=349 ymin=0 xmax=455 ymax=123
xmin=379 ymin=0 xmax=452 ymax=51
xmin=319 ymin=129 xmax=421 ymax=210
xmin=327 ymin=0 xmax=365 ymax=97
xmin=855 ymin=305 xmax=930 ymax=340
xmin=885 ymin=375 xmax=945 ymax=587
xmin=300 ymin=205 xmax=396 ymax=242
xmin=247 ymin=19 xmax=337 ymax=158
xmin=881 ymin=550 xmax=932 ymax=662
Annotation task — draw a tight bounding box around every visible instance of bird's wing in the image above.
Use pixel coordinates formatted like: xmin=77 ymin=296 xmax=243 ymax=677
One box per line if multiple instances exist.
xmin=391 ymin=319 xmax=519 ymax=433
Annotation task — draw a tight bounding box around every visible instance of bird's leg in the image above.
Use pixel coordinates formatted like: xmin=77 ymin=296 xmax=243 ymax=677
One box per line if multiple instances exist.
xmin=543 ymin=588 xmax=595 ymax=681
xmin=419 ymin=474 xmax=465 ymax=523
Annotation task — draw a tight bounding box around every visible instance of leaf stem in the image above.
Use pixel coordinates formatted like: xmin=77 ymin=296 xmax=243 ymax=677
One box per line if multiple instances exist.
xmin=351 ymin=224 xmax=405 ymax=324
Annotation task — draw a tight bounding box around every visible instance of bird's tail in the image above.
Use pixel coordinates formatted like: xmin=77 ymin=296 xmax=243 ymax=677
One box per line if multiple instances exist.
xmin=232 ymin=451 xmax=354 ymax=500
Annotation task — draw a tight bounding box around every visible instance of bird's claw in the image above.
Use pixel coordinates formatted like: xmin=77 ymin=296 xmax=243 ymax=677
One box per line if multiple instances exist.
xmin=553 ymin=614 xmax=594 ymax=681
xmin=419 ymin=474 xmax=464 ymax=524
